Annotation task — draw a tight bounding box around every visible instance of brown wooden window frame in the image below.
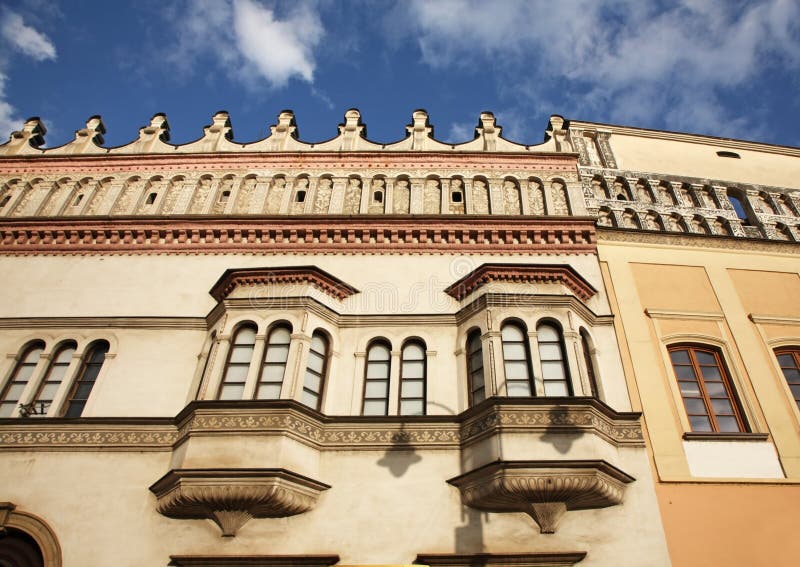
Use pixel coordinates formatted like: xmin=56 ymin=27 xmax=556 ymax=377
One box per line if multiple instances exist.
xmin=217 ymin=323 xmax=258 ymax=401
xmin=537 ymin=321 xmax=573 ymax=397
xmin=255 ymin=323 xmax=292 ymax=401
xmin=668 ymin=344 xmax=748 ymax=433
xmin=0 ymin=340 xmax=45 ymax=418
xmin=466 ymin=330 xmax=486 ymax=406
xmin=774 ymin=347 xmax=800 ymax=413
xmin=500 ymin=321 xmax=535 ymax=397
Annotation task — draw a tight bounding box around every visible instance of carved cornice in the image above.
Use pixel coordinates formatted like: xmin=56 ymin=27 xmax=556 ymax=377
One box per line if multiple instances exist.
xmin=0 ymin=316 xmax=207 ymax=330
xmin=416 ymin=553 xmax=587 ymax=567
xmin=447 ymin=460 xmax=634 ymax=534
xmin=168 ymin=556 xmax=340 ymax=567
xmin=149 ymin=468 xmax=330 ymax=536
xmin=0 ymin=217 xmax=597 ymax=256
xmin=0 ymin=398 xmax=643 ymax=451
xmin=597 ymin=227 xmax=800 ymax=252
xmin=210 ymin=266 xmax=359 ymax=302
xmin=445 ymin=263 xmax=597 ymax=301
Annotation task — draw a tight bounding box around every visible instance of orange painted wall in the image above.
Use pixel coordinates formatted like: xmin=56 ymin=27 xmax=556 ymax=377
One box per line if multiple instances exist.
xmin=656 ymin=483 xmax=800 ymax=567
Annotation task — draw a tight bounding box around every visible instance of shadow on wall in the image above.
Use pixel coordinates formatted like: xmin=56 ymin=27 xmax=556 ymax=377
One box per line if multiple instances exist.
xmin=541 ymin=405 xmax=584 ymax=454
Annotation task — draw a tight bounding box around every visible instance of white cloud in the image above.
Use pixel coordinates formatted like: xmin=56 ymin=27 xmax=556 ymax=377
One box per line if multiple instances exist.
xmin=1 ymin=10 xmax=56 ymax=61
xmin=0 ymin=9 xmax=57 ymax=141
xmin=164 ymin=0 xmax=323 ymax=89
xmin=398 ymin=0 xmax=800 ymax=138
xmin=445 ymin=121 xmax=473 ymax=143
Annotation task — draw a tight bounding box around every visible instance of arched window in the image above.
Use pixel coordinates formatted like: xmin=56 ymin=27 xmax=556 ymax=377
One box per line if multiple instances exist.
xmin=501 ymin=323 xmax=533 ymax=396
xmin=301 ymin=332 xmax=328 ymax=411
xmin=30 ymin=341 xmax=77 ymax=417
xmin=400 ymin=341 xmax=426 ymax=416
xmin=0 ymin=341 xmax=44 ymax=418
xmin=774 ymin=347 xmax=800 ymax=412
xmin=363 ymin=341 xmax=391 ymax=415
xmin=63 ymin=340 xmax=109 ymax=418
xmin=256 ymin=325 xmax=291 ymax=400
xmin=538 ymin=323 xmax=572 ymax=396
xmin=217 ymin=324 xmax=257 ymax=400
xmin=668 ymin=345 xmax=747 ymax=432
xmin=727 ymin=189 xmax=751 ymax=225
xmin=580 ymin=330 xmax=600 ymax=398
xmin=466 ymin=330 xmax=485 ymax=405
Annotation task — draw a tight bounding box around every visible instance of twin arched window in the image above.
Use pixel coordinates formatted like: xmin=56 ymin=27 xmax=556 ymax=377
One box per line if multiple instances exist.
xmin=362 ymin=339 xmax=427 ymax=416
xmin=216 ymin=322 xmax=329 ymax=410
xmin=0 ymin=339 xmax=109 ymax=418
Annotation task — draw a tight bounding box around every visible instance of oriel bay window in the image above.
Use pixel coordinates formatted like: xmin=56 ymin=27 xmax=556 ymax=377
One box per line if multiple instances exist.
xmin=668 ymin=345 xmax=747 ymax=433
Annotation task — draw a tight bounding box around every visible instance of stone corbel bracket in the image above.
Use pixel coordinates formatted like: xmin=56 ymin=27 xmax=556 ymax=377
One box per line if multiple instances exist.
xmin=447 ymin=460 xmax=634 ymax=534
xmin=149 ymin=468 xmax=330 ymax=537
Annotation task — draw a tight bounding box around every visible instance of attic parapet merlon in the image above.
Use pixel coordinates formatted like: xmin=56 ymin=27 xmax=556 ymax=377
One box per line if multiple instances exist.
xmin=0 ymin=109 xmax=563 ymax=157
xmin=2 ymin=117 xmax=46 ymax=156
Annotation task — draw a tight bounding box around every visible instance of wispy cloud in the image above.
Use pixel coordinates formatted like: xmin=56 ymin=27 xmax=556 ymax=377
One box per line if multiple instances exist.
xmin=0 ymin=8 xmax=57 ymax=138
xmin=397 ymin=0 xmax=800 ymax=138
xmin=162 ymin=0 xmax=324 ymax=89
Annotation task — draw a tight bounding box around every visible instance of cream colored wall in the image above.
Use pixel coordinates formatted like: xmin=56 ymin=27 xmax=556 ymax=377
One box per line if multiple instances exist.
xmin=606 ymin=132 xmax=800 ymax=190
xmin=0 ymin=441 xmax=669 ymax=566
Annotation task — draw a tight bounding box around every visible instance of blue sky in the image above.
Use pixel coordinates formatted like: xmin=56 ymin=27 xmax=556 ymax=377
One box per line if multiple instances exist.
xmin=1 ymin=0 xmax=799 ymax=149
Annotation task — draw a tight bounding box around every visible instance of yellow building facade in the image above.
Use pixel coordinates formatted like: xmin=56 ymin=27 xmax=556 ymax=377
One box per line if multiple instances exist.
xmin=0 ymin=108 xmax=797 ymax=566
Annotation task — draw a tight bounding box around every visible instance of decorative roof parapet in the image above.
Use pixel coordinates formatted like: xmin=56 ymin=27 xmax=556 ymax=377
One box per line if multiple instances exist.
xmin=0 ymin=109 xmax=566 ymax=157
xmin=209 ymin=266 xmax=359 ymax=302
xmin=444 ymin=263 xmax=598 ymax=301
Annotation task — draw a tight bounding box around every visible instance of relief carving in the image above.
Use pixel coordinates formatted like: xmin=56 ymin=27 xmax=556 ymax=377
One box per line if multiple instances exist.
xmin=313 ymin=177 xmax=333 ymax=214
xmin=449 ymin=178 xmax=465 ymax=214
xmin=503 ymin=179 xmax=521 ymax=214
xmin=423 ymin=178 xmax=441 ymax=214
xmin=473 ymin=179 xmax=490 ymax=214
xmin=368 ymin=177 xmax=386 ymax=214
xmin=551 ymin=181 xmax=569 ymax=215
xmin=233 ymin=176 xmax=257 ymax=214
xmin=342 ymin=177 xmax=362 ymax=214
xmin=265 ymin=177 xmax=286 ymax=214
xmin=393 ymin=178 xmax=410 ymax=214
xmin=528 ymin=180 xmax=545 ymax=215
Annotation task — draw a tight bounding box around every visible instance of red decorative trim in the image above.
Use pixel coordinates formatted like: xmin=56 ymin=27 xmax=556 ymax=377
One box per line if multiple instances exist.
xmin=210 ymin=266 xmax=358 ymax=301
xmin=0 ymin=151 xmax=578 ymax=176
xmin=0 ymin=217 xmax=597 ymax=256
xmin=444 ymin=263 xmax=598 ymax=301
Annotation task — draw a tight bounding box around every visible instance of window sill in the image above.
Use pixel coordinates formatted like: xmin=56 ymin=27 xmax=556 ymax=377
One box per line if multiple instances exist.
xmin=683 ymin=432 xmax=769 ymax=442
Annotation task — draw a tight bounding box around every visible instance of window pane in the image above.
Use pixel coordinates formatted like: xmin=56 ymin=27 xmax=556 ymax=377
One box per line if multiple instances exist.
xmin=470 ymin=369 xmax=484 ymax=389
xmin=224 ymin=364 xmax=249 ymax=383
xmin=365 ymin=381 xmax=388 ymax=398
xmin=261 ymin=364 xmax=286 ymax=382
xmin=469 ymin=352 xmax=483 ymax=370
xmin=236 ymin=327 xmax=257 ymax=343
xmin=684 ymin=397 xmax=707 ymax=415
xmin=403 ymin=343 xmax=425 ymax=359
xmin=366 ymin=362 xmax=389 ymax=379
xmin=544 ymin=382 xmax=569 ymax=396
xmin=705 ymin=381 xmax=726 ymax=397
xmin=265 ymin=345 xmax=290 ymax=363
xmin=506 ymin=381 xmax=532 ymax=396
xmin=538 ymin=344 xmax=562 ymax=360
xmin=782 ymin=368 xmax=800 ymax=383
xmin=541 ymin=361 xmax=566 ymax=381
xmin=229 ymin=345 xmax=254 ymax=363
xmin=700 ymin=365 xmax=722 ymax=382
xmin=14 ymin=365 xmax=35 ymax=383
xmin=717 ymin=416 xmax=741 ymax=432
xmin=22 ymin=347 xmax=44 ymax=364
xmin=401 ymin=380 xmax=424 ymax=398
xmin=269 ymin=327 xmax=291 ymax=343
xmin=674 ymin=365 xmax=696 ymax=380
xmin=695 ymin=351 xmax=716 ymax=365
xmin=711 ymin=399 xmax=734 ymax=415
xmin=504 ymin=361 xmax=529 ymax=381
xmin=502 ymin=325 xmax=525 ymax=341
xmin=55 ymin=347 xmax=76 ymax=364
xmin=678 ymin=381 xmax=700 ymax=396
xmin=689 ymin=415 xmax=712 ymax=431
xmin=402 ymin=361 xmax=424 ymax=379
xmin=670 ymin=350 xmax=690 ymax=364
xmin=400 ymin=400 xmax=424 ymax=416
xmin=5 ymin=383 xmax=25 ymax=400
xmin=37 ymin=383 xmax=59 ymax=401
xmin=790 ymin=384 xmax=800 ymax=399
xmin=48 ymin=364 xmax=70 ymax=383
xmin=255 ymin=383 xmax=281 ymax=400
xmin=363 ymin=400 xmax=387 ymax=415
xmin=472 ymin=388 xmax=486 ymax=404
xmin=503 ymin=343 xmax=527 ymax=360
xmin=219 ymin=384 xmax=245 ymax=400
xmin=777 ymin=354 xmax=795 ymax=366
xmin=303 ymin=371 xmax=321 ymax=393
xmin=301 ymin=390 xmax=319 ymax=409
xmin=64 ymin=401 xmax=86 ymax=419
xmin=307 ymin=351 xmax=325 ymax=373
xmin=368 ymin=344 xmax=390 ymax=361
xmin=311 ymin=334 xmax=327 ymax=353
xmin=0 ymin=402 xmax=17 ymax=418
xmin=537 ymin=325 xmax=558 ymax=341
xmin=80 ymin=364 xmax=102 ymax=383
